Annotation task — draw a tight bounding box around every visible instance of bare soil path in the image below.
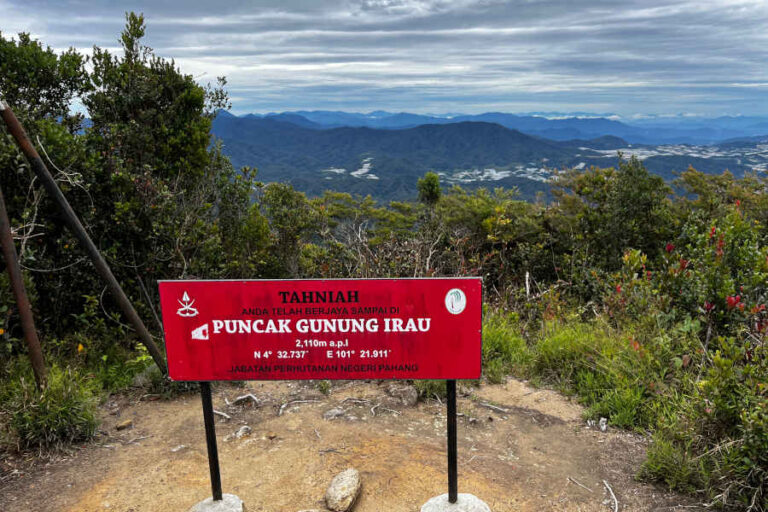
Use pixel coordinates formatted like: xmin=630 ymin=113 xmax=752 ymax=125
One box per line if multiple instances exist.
xmin=1 ymin=379 xmax=705 ymax=512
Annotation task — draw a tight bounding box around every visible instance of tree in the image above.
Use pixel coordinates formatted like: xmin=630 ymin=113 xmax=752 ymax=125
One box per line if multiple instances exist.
xmin=262 ymin=183 xmax=317 ymax=277
xmin=552 ymin=156 xmax=673 ymax=270
xmin=0 ymin=32 xmax=89 ymax=129
xmin=417 ymin=171 xmax=441 ymax=205
xmin=1 ymin=13 xmax=255 ymax=355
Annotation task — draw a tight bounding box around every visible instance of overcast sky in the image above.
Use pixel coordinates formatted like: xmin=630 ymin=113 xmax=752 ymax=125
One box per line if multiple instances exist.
xmin=2 ymin=0 xmax=767 ymax=116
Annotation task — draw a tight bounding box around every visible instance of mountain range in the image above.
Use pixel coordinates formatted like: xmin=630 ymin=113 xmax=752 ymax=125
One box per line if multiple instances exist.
xmin=212 ymin=111 xmax=768 ymax=201
xmin=241 ymin=110 xmax=768 ymax=146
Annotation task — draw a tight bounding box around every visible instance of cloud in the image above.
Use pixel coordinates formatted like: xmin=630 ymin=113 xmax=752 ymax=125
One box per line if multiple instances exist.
xmin=2 ymin=0 xmax=767 ymax=115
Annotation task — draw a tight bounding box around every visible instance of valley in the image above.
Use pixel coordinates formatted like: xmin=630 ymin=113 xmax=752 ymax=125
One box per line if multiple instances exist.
xmin=212 ymin=112 xmax=768 ymax=201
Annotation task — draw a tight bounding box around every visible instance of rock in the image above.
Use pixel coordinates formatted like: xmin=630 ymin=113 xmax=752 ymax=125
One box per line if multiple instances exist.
xmin=115 ymin=419 xmax=133 ymax=431
xmin=187 ymin=494 xmax=244 ymax=512
xmin=420 ymin=493 xmax=491 ymax=512
xmin=225 ymin=426 xmax=252 ymax=441
xmin=323 ymin=407 xmax=345 ymax=420
xmin=386 ymin=383 xmax=419 ymax=406
xmin=325 ymin=468 xmax=361 ymax=512
xmin=599 ymin=417 xmax=608 ymax=432
xmin=170 ymin=444 xmax=187 ymax=453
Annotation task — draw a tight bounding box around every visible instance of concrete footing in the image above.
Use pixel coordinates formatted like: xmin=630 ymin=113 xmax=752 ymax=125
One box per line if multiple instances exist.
xmin=187 ymin=494 xmax=244 ymax=512
xmin=421 ymin=493 xmax=491 ymax=512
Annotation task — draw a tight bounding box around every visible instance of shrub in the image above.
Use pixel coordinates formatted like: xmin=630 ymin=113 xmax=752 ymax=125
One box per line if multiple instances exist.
xmin=640 ymin=437 xmax=704 ymax=493
xmin=1 ymin=363 xmax=99 ymax=450
xmin=481 ymin=310 xmax=531 ymax=383
xmin=413 ymin=379 xmax=447 ymax=400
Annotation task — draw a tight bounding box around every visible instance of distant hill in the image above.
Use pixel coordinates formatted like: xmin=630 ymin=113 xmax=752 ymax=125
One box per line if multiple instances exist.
xmin=211 ymin=112 xmax=767 ymax=202
xmin=246 ymin=110 xmax=768 ymax=145
xmin=556 ymin=135 xmax=629 ymax=150
xmin=212 ymin=112 xmax=598 ymax=200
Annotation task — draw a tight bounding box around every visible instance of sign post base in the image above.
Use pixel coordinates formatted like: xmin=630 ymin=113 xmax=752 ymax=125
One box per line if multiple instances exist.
xmin=421 ymin=493 xmax=491 ymax=512
xmin=187 ymin=493 xmax=244 ymax=512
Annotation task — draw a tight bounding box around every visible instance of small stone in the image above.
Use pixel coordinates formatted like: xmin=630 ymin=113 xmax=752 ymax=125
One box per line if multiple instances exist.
xmin=323 ymin=407 xmax=345 ymax=420
xmin=171 ymin=445 xmax=187 ymax=453
xmin=599 ymin=417 xmax=608 ymax=432
xmin=225 ymin=426 xmax=252 ymax=441
xmin=386 ymin=383 xmax=419 ymax=406
xmin=420 ymin=493 xmax=491 ymax=512
xmin=115 ymin=419 xmax=133 ymax=431
xmin=187 ymin=494 xmax=244 ymax=512
xmin=325 ymin=468 xmax=361 ymax=512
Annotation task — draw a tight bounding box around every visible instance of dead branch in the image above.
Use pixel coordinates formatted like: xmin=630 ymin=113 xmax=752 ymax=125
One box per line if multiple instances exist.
xmin=568 ymin=476 xmax=594 ymax=493
xmin=124 ymin=435 xmax=151 ymax=445
xmin=476 ymin=401 xmax=510 ymax=414
xmin=603 ymin=480 xmax=618 ymax=512
xmin=225 ymin=393 xmax=261 ymax=407
xmin=278 ymin=399 xmax=320 ymax=416
xmin=213 ymin=410 xmax=231 ymax=420
xmin=342 ymin=397 xmax=372 ymax=405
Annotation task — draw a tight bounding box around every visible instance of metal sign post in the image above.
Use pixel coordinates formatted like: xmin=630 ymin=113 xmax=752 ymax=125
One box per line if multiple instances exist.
xmin=199 ymin=382 xmax=223 ymax=502
xmin=446 ymin=379 xmax=458 ymax=503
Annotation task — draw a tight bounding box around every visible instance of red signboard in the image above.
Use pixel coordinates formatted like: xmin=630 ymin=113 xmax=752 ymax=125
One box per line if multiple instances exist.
xmin=158 ymin=278 xmax=482 ymax=381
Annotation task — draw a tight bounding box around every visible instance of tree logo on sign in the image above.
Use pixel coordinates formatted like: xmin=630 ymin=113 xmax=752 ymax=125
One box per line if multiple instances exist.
xmin=444 ymin=288 xmax=467 ymax=314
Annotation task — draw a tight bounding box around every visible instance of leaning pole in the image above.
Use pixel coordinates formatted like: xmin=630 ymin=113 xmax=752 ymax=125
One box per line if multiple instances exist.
xmin=0 ymin=184 xmax=47 ymax=388
xmin=0 ymin=99 xmax=167 ymax=374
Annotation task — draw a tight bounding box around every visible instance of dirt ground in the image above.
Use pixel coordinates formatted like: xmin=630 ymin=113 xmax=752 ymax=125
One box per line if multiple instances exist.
xmin=0 ymin=378 xmax=706 ymax=512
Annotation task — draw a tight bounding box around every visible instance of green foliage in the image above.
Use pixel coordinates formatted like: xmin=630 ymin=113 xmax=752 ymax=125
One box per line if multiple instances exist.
xmin=1 ymin=363 xmax=99 ymax=450
xmin=0 ymin=14 xmax=264 ymax=359
xmin=640 ymin=437 xmax=703 ymax=493
xmin=417 ymin=171 xmax=441 ymax=205
xmin=262 ymin=182 xmax=318 ymax=277
xmin=0 ymin=31 xmax=89 ymax=126
xmin=315 ymin=380 xmax=332 ymax=395
xmin=551 ymin=156 xmax=674 ymax=296
xmin=413 ymin=379 xmax=447 ymax=400
xmin=134 ymin=364 xmax=199 ymax=398
xmin=481 ymin=310 xmax=530 ymax=383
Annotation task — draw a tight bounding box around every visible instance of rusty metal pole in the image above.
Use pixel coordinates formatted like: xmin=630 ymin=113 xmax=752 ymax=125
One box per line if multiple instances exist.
xmin=0 ymin=100 xmax=167 ymax=374
xmin=0 ymin=185 xmax=47 ymax=388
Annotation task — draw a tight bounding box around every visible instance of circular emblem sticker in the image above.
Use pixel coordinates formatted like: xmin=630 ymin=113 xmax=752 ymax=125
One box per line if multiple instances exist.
xmin=445 ymin=288 xmax=467 ymax=315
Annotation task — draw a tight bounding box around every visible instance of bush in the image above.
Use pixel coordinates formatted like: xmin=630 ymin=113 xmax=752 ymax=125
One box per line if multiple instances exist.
xmin=638 ymin=334 xmax=768 ymax=509
xmin=640 ymin=437 xmax=704 ymax=493
xmin=413 ymin=379 xmax=448 ymax=400
xmin=481 ymin=310 xmax=531 ymax=383
xmin=1 ymin=363 xmax=99 ymax=450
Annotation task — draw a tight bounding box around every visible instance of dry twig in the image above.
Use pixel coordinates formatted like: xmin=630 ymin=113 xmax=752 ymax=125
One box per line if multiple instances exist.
xmin=278 ymin=399 xmax=320 ymax=416
xmin=568 ymin=476 xmax=594 ymax=493
xmin=476 ymin=401 xmax=510 ymax=414
xmin=225 ymin=393 xmax=261 ymax=407
xmin=603 ymin=480 xmax=618 ymax=512
xmin=213 ymin=410 xmax=231 ymax=420
xmin=124 ymin=435 xmax=151 ymax=445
